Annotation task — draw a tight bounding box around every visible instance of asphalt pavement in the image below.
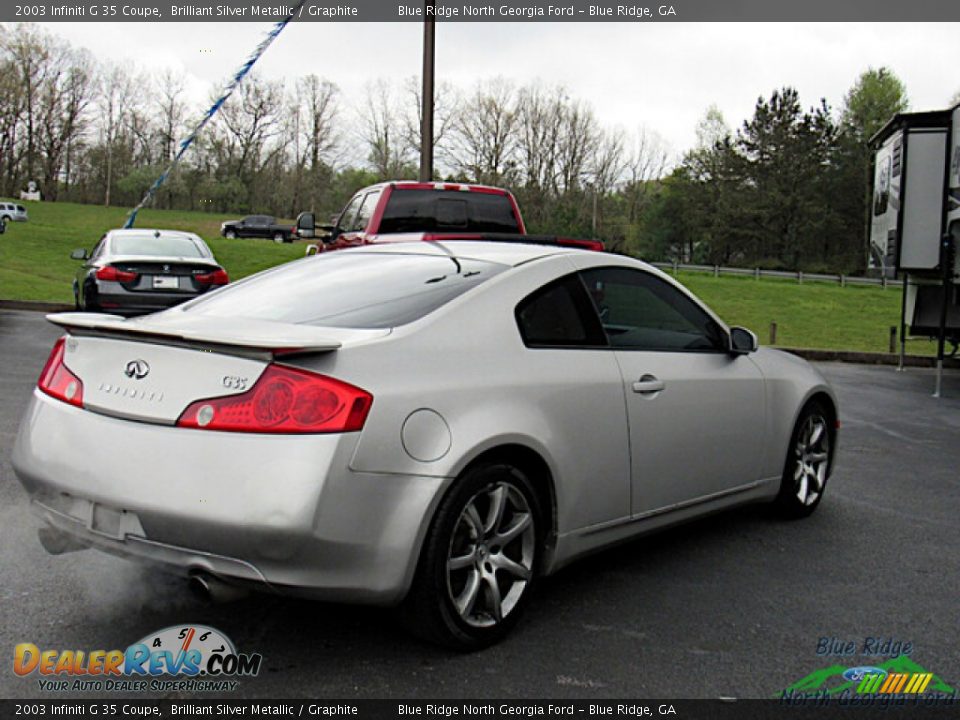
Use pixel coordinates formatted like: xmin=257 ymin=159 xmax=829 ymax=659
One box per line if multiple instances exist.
xmin=1 ymin=309 xmax=958 ymax=701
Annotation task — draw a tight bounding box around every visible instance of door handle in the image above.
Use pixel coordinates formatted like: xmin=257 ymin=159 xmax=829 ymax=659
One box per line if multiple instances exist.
xmin=632 ymin=375 xmax=665 ymax=394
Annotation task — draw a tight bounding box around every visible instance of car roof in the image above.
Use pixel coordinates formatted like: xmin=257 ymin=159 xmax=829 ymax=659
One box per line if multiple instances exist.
xmin=337 ymin=240 xmax=578 ymax=267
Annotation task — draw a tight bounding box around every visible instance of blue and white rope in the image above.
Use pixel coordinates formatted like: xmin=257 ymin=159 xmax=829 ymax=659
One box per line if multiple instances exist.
xmin=124 ymin=0 xmax=307 ymax=228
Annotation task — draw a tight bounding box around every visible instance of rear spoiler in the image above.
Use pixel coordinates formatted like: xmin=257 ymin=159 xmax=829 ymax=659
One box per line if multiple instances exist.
xmin=46 ymin=312 xmax=343 ymax=354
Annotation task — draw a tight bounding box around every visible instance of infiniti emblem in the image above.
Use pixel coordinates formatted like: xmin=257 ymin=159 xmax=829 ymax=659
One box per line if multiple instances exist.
xmin=124 ymin=359 xmax=150 ymax=380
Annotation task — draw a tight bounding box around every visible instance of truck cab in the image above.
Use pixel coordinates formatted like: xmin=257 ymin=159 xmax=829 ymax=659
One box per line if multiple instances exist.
xmin=297 ymin=181 xmax=527 ymax=249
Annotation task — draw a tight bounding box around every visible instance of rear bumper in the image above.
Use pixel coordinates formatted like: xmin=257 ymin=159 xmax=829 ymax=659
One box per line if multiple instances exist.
xmin=93 ymin=281 xmax=204 ymax=313
xmin=13 ymin=391 xmax=449 ymax=605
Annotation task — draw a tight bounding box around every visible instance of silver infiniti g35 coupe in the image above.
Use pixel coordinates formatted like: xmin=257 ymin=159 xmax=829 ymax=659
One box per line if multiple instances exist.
xmin=13 ymin=240 xmax=837 ymax=649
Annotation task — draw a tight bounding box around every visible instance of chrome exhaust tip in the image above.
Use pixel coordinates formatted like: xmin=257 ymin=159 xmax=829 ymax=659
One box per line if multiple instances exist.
xmin=188 ymin=572 xmax=249 ymax=604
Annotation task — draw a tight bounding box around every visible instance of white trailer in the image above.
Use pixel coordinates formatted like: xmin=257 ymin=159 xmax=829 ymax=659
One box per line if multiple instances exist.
xmin=870 ymin=105 xmax=960 ymax=394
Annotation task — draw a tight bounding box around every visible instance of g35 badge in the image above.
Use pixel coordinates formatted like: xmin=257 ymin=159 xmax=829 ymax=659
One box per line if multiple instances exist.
xmin=222 ymin=375 xmax=248 ymax=391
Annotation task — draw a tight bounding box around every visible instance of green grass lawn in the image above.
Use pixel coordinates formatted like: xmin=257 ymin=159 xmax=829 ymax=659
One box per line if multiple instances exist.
xmin=674 ymin=271 xmax=931 ymax=355
xmin=0 ymin=199 xmax=928 ymax=354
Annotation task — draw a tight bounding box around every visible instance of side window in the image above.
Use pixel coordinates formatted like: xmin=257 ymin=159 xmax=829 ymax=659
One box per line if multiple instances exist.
xmin=90 ymin=236 xmax=107 ymax=260
xmin=337 ymin=194 xmax=364 ymax=232
xmin=346 ymin=190 xmax=381 ymax=233
xmin=516 ymin=273 xmax=607 ymax=348
xmin=580 ymin=266 xmax=726 ymax=352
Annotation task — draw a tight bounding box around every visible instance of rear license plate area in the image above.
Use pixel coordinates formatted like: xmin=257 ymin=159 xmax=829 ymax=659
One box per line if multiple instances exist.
xmin=153 ymin=276 xmax=180 ymax=290
xmin=50 ymin=495 xmax=144 ymax=541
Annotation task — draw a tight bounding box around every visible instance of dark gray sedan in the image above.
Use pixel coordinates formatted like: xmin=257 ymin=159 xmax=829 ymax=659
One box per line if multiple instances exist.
xmin=71 ymin=229 xmax=229 ymax=315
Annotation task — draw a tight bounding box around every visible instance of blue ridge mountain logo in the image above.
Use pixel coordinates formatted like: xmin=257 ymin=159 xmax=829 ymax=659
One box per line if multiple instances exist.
xmin=780 ymin=655 xmax=956 ymax=704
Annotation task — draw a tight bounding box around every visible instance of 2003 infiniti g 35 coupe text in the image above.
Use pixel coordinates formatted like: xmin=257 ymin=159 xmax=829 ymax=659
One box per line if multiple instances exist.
xmin=13 ymin=241 xmax=837 ymax=649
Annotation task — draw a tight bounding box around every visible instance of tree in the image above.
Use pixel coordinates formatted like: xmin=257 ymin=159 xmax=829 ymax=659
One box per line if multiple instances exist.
xmin=447 ymin=78 xmax=518 ymax=185
xmin=293 ymin=75 xmax=340 ymax=213
xmin=97 ymin=62 xmax=138 ymax=206
xmin=644 ymin=88 xmax=844 ymax=269
xmin=358 ymin=79 xmax=413 ymax=179
xmin=695 ymin=104 xmax=730 ymax=149
xmin=154 ymin=68 xmax=187 ymax=163
xmin=37 ymin=45 xmax=93 ymax=200
xmin=840 ymin=67 xmax=908 ymax=144
xmin=736 ymin=88 xmax=837 ymax=266
xmin=401 ymin=75 xmax=459 ymax=177
xmin=209 ymin=72 xmax=289 ymax=210
xmin=0 ymin=49 xmax=26 ymax=194
xmin=837 ymin=67 xmax=908 ymax=271
xmin=3 ymin=25 xmax=52 ymax=186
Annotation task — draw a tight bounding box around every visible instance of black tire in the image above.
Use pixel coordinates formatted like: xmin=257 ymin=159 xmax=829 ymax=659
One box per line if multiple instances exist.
xmin=80 ymin=282 xmax=100 ymax=313
xmin=773 ymin=401 xmax=833 ymax=519
xmin=402 ymin=463 xmax=544 ymax=650
xmin=224 ymin=230 xmax=237 ymax=240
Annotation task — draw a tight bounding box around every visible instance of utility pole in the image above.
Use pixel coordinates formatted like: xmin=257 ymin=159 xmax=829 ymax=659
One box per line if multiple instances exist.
xmin=419 ymin=6 xmax=436 ymax=182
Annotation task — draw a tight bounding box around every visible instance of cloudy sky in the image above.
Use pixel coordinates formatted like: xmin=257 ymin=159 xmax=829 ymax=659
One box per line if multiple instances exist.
xmin=41 ymin=21 xmax=960 ymax=162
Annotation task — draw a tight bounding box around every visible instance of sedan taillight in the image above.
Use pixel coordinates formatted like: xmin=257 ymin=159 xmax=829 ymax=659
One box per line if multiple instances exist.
xmin=96 ymin=265 xmax=138 ymax=283
xmin=195 ymin=269 xmax=229 ymax=285
xmin=177 ymin=364 xmax=372 ymax=434
xmin=38 ymin=338 xmax=83 ymax=408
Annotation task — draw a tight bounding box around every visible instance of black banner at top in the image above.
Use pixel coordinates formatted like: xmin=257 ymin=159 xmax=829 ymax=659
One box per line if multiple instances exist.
xmin=3 ymin=0 xmax=960 ymax=22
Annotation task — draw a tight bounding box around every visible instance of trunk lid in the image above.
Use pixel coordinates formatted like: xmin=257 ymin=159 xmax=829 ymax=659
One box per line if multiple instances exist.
xmin=47 ymin=312 xmax=390 ymax=424
xmin=103 ymin=255 xmax=222 ymax=293
xmin=60 ymin=335 xmax=269 ymax=424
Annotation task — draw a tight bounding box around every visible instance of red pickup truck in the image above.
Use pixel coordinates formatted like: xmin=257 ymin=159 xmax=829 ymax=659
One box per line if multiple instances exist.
xmin=296 ymin=181 xmax=603 ymax=252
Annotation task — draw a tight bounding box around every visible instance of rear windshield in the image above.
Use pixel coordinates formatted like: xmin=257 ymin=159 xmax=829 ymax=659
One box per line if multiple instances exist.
xmin=111 ymin=234 xmax=207 ymax=258
xmin=378 ymin=189 xmax=521 ymax=234
xmin=182 ymin=252 xmax=508 ymax=328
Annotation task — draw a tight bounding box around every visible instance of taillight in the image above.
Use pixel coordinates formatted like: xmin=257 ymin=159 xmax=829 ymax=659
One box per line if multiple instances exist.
xmin=96 ymin=265 xmax=138 ymax=283
xmin=177 ymin=364 xmax=372 ymax=434
xmin=37 ymin=338 xmax=83 ymax=408
xmin=195 ymin=268 xmax=229 ymax=285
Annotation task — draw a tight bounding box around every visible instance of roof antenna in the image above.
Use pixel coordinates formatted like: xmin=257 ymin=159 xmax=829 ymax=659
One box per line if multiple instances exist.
xmin=431 ymin=241 xmax=462 ymax=274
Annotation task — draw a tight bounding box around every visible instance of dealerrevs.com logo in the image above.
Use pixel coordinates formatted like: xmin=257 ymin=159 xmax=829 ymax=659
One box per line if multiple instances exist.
xmin=14 ymin=625 xmax=262 ymax=693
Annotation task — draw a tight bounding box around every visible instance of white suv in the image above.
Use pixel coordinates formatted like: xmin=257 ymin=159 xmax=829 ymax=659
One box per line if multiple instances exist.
xmin=0 ymin=202 xmax=28 ymax=222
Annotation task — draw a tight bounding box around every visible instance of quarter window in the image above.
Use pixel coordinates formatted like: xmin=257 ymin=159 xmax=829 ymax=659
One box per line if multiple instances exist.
xmin=579 ymin=267 xmax=726 ymax=352
xmin=516 ymin=274 xmax=607 ymax=348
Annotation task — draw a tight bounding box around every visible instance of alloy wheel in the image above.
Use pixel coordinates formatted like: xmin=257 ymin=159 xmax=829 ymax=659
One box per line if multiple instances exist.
xmin=793 ymin=414 xmax=830 ymax=506
xmin=446 ymin=482 xmax=535 ymax=628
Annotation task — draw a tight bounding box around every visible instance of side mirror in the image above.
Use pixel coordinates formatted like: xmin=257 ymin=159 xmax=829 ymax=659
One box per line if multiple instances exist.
xmin=70 ymin=249 xmax=88 ymax=261
xmin=296 ymin=211 xmax=315 ymax=239
xmin=729 ymin=326 xmax=758 ymax=354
